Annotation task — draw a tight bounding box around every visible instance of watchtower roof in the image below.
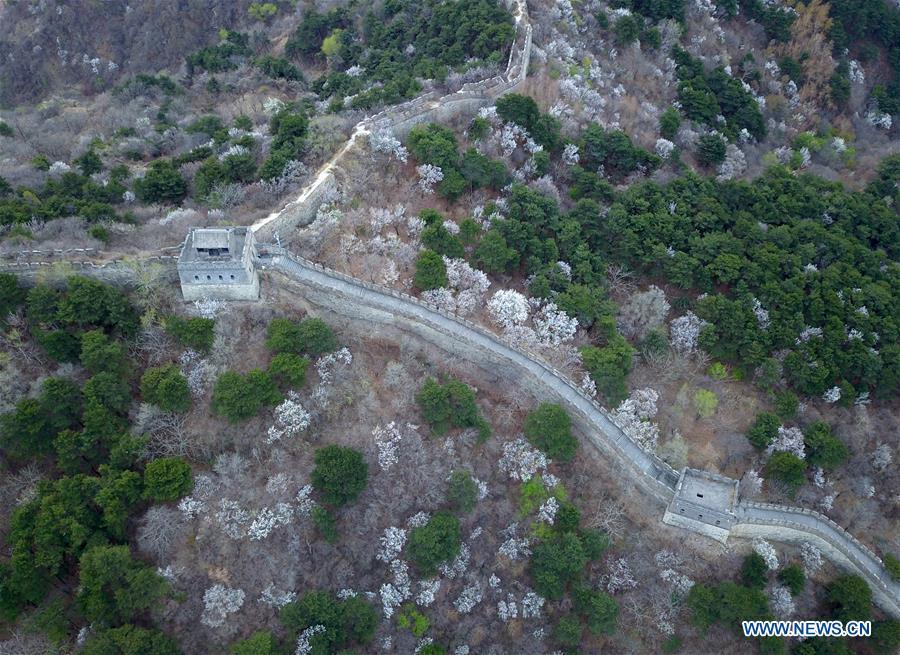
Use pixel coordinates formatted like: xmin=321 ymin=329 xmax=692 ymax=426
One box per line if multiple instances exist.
xmin=676 ymin=468 xmax=738 ymax=514
xmin=192 ymin=228 xmax=231 ymax=250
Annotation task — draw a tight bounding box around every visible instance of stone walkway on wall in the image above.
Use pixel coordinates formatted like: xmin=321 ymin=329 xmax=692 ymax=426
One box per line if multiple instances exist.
xmin=265 ymin=250 xmax=900 ymax=619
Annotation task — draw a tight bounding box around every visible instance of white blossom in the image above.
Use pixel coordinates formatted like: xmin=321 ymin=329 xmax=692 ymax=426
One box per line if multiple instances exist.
xmin=369 ymin=127 xmax=408 ymax=163
xmin=377 ymin=526 xmax=408 ymax=563
xmin=201 ymin=585 xmax=245 ymax=628
xmin=800 ymin=542 xmax=823 ymax=574
xmin=741 ymin=469 xmax=763 ymax=497
xmin=407 ymin=511 xmax=431 ymax=528
xmin=416 ymin=579 xmax=441 ymax=607
xmin=521 ymin=591 xmax=545 ymax=618
xmin=670 ymin=312 xmax=708 ymax=354
xmin=655 ymin=138 xmax=675 ymax=158
xmin=178 ymin=496 xmax=206 ymax=520
xmin=498 ymin=437 xmax=549 ymax=481
xmin=439 ymin=543 xmax=471 ymax=579
xmin=767 ymin=425 xmax=806 ymax=459
xmin=533 ymin=302 xmax=578 ymax=346
xmin=770 ymin=586 xmax=795 ymax=618
xmin=752 ymin=298 xmax=770 ymax=330
xmin=453 ymin=582 xmax=483 ymax=614
xmin=610 ymin=389 xmax=661 ymax=452
xmin=373 ymin=422 xmax=403 ymax=470
xmin=606 ymin=558 xmax=638 ymax=594
xmin=796 ymin=326 xmax=823 ymax=343
xmin=214 ymin=499 xmax=251 ymax=539
xmin=267 ymin=392 xmax=311 ymax=444
xmin=753 ymin=539 xmax=779 ymax=570
xmin=871 ymin=443 xmax=893 ymax=472
xmin=498 ymin=593 xmax=518 ymax=622
xmin=259 ymin=585 xmax=297 ymax=608
xmin=296 ymin=485 xmax=316 ymax=517
xmin=537 ymin=497 xmax=559 ymax=524
xmin=247 ymin=503 xmax=294 ymax=540
xmin=488 ymin=289 xmax=530 ymax=328
xmin=295 ymin=625 xmax=326 ymax=655
xmin=416 ymin=164 xmax=444 ymax=193
xmin=562 ymin=143 xmax=580 ymax=165
xmin=822 ymin=386 xmax=841 ymax=404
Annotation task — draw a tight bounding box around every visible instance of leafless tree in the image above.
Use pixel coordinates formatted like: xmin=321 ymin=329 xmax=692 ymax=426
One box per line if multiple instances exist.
xmin=137 ymin=506 xmax=187 ymax=561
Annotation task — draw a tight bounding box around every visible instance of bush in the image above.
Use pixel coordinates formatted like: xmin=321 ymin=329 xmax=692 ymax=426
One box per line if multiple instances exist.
xmin=82 ymin=626 xmax=180 ymax=655
xmin=765 ymin=451 xmax=806 ymax=494
xmin=279 ymin=590 xmax=376 ymax=651
xmin=414 ymin=249 xmax=448 ymax=291
xmin=266 ymin=317 xmax=338 ymax=356
xmin=741 ymin=552 xmax=768 ymax=589
xmin=529 ymin=532 xmax=587 ymax=599
xmin=134 ymin=160 xmax=187 ymax=204
xmin=231 ymin=631 xmax=276 ymax=655
xmin=312 ymin=506 xmax=339 ymax=544
xmin=778 ymin=564 xmax=805 ymax=596
xmin=803 ymin=421 xmax=849 ymax=471
xmin=165 ymin=316 xmax=215 ymax=352
xmin=660 ymin=107 xmax=682 ymax=139
xmin=407 ymin=511 xmax=461 ymax=576
xmin=415 ymin=377 xmax=483 ymax=436
xmin=84 ymin=371 xmax=132 ymax=414
xmin=523 ymin=403 xmax=578 ymax=462
xmin=77 ymin=545 xmax=167 ymax=625
xmin=573 ymin=585 xmax=619 ymax=635
xmin=580 ymin=336 xmax=635 ymax=405
xmin=746 ymin=412 xmax=780 ymax=450
xmin=140 ymin=364 xmax=191 ymax=413
xmin=553 ymin=615 xmax=582 ymax=648
xmin=0 ymin=120 xmax=13 ymax=137
xmin=446 ymin=470 xmax=478 ymax=513
xmin=268 ymin=352 xmax=310 ymax=390
xmin=80 ymin=329 xmax=127 ymax=375
xmin=212 ymin=369 xmax=281 ymax=422
xmin=826 ymin=575 xmax=871 ymax=622
xmin=885 ymin=553 xmax=900 ymax=582
xmin=696 ymin=134 xmax=727 ymax=168
xmin=143 ymin=457 xmax=193 ymax=502
xmin=693 ymin=389 xmax=718 ymax=418
xmin=311 ymin=445 xmax=369 ymax=506
xmin=773 ymin=390 xmax=798 ymax=420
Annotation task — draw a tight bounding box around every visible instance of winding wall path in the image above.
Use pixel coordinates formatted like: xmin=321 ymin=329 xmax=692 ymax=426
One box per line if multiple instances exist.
xmin=264 ymin=249 xmax=900 ymax=619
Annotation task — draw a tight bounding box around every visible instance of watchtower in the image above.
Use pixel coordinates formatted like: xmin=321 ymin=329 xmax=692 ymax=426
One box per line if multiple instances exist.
xmin=663 ymin=468 xmax=740 ymax=543
xmin=177 ymin=227 xmax=259 ymax=301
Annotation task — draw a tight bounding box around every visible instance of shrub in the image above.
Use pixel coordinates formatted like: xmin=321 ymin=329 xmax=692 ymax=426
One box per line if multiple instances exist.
xmin=143 ymin=457 xmax=193 ymax=502
xmin=523 ymin=403 xmax=578 ymax=462
xmin=660 ymin=107 xmax=681 ymax=139
xmin=407 ymin=511 xmax=461 ymax=576
xmin=134 ymin=160 xmax=187 ymax=204
xmin=773 ymin=390 xmax=798 ymax=420
xmin=553 ymin=615 xmax=582 ymax=648
xmin=396 ymin=604 xmax=430 ymax=637
xmin=279 ymin=590 xmax=376 ymax=651
xmin=212 ymin=369 xmax=281 ymax=422
xmin=778 ymin=564 xmax=805 ymax=596
xmin=0 ymin=120 xmax=13 ymax=137
xmin=80 ymin=329 xmax=127 ymax=375
xmin=696 ymin=134 xmax=727 ymax=168
xmin=446 ymin=470 xmax=478 ymax=513
xmin=529 ymin=532 xmax=587 ymax=599
xmin=580 ymin=336 xmax=635 ymax=405
xmin=231 ymin=631 xmax=276 ymax=655
xmin=140 ymin=364 xmax=191 ymax=413
xmin=82 ymin=626 xmax=180 ymax=655
xmin=415 ymin=377 xmax=483 ymax=436
xmin=84 ymin=372 xmax=131 ymax=414
xmin=741 ymin=552 xmax=768 ymax=589
xmin=312 ymin=506 xmax=339 ymax=544
xmin=746 ymin=412 xmax=780 ymax=449
xmin=268 ymin=352 xmax=310 ymax=390
xmin=573 ymin=585 xmax=619 ymax=635
xmin=311 ymin=445 xmax=368 ymax=506
xmin=266 ymin=317 xmax=337 ymax=356
xmin=77 ymin=545 xmax=167 ymax=625
xmin=883 ymin=553 xmax=900 ymax=582
xmin=693 ymin=389 xmax=718 ymax=418
xmin=765 ymin=451 xmax=806 ymax=493
xmin=826 ymin=575 xmax=871 ymax=622
xmin=165 ymin=316 xmax=215 ymax=352
xmin=414 ymin=250 xmax=448 ymax=291
xmin=803 ymin=421 xmax=849 ymax=471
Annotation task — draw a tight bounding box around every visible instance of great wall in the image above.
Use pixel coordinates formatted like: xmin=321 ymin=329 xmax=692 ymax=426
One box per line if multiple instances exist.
xmin=1 ymin=0 xmax=898 ymax=619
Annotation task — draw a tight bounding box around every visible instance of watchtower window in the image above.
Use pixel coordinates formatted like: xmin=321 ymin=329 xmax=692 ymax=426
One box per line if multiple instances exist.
xmin=194 ymin=275 xmax=199 ymax=281
xmin=206 ymin=275 xmax=211 ymax=281
xmin=218 ymin=275 xmax=223 ymax=281
xmin=197 ymin=247 xmax=229 ymax=257
xmin=696 ymin=493 xmax=704 ymax=498
xmin=230 ymin=275 xmax=235 ymax=280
